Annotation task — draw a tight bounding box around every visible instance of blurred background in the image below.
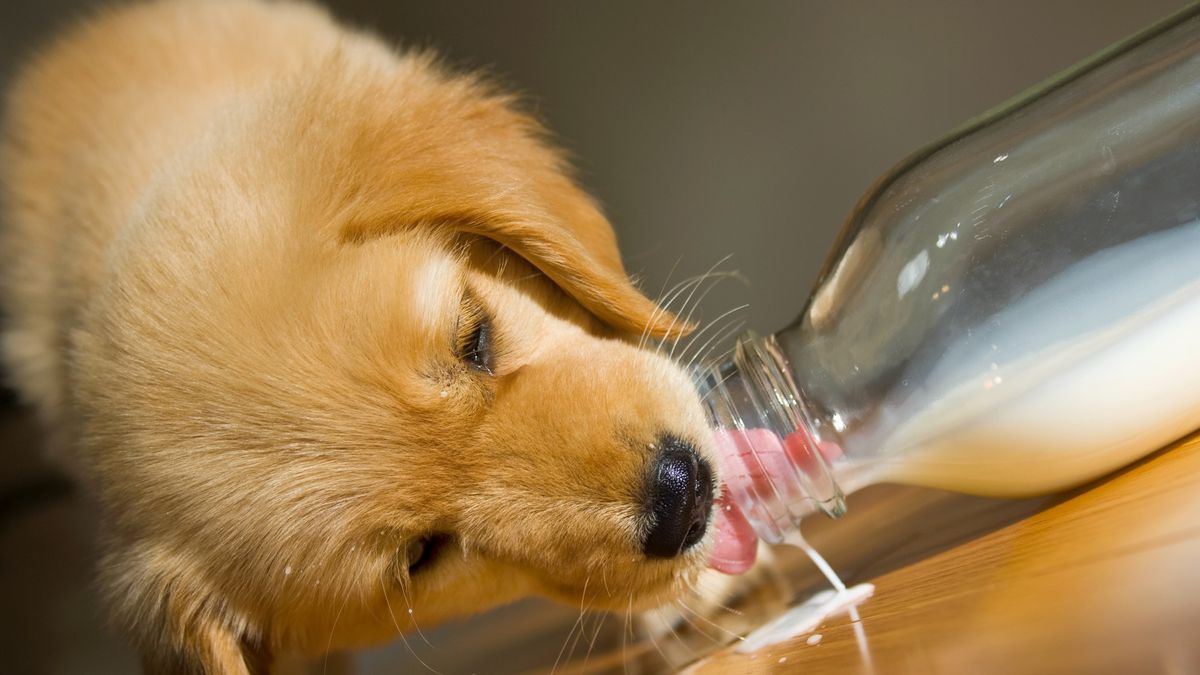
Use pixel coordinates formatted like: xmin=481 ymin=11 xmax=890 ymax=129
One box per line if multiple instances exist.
xmin=0 ymin=1 xmax=1189 ymax=673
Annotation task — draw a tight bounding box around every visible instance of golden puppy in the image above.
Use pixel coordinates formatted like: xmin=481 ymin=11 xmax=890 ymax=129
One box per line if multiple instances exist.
xmin=0 ymin=0 xmax=761 ymax=671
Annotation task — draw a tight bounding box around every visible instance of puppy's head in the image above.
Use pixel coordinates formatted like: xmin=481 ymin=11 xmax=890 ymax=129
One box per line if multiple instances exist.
xmin=88 ymin=52 xmax=732 ymax=669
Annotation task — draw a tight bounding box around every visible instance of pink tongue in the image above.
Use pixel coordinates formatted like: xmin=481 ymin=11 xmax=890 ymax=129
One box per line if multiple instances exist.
xmin=707 ymin=493 xmax=758 ymax=575
xmin=706 ymin=429 xmax=774 ymax=575
xmin=706 ymin=428 xmax=845 ymax=576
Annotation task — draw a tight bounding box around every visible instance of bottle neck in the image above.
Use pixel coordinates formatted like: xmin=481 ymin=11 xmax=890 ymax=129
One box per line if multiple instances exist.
xmin=696 ymin=333 xmax=847 ymax=544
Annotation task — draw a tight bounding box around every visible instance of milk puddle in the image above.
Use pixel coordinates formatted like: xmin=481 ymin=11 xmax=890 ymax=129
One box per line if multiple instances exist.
xmin=737 ymin=531 xmax=874 ymax=653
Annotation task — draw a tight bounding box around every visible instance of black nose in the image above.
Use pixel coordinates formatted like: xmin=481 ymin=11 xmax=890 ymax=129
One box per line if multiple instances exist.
xmin=642 ymin=437 xmax=714 ymax=558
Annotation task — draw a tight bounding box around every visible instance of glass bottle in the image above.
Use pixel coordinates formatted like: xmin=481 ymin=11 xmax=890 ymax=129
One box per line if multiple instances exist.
xmin=698 ymin=5 xmax=1200 ymax=545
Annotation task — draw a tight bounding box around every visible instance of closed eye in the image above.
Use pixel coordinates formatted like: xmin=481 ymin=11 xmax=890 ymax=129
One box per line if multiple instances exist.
xmin=456 ymin=293 xmax=495 ymax=375
xmin=406 ymin=534 xmax=452 ymax=576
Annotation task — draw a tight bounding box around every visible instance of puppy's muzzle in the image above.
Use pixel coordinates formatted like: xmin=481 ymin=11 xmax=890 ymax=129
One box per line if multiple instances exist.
xmin=643 ymin=437 xmax=714 ymax=558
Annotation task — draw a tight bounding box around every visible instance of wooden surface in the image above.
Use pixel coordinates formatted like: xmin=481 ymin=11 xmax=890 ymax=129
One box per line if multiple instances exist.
xmin=688 ymin=433 xmax=1200 ymax=675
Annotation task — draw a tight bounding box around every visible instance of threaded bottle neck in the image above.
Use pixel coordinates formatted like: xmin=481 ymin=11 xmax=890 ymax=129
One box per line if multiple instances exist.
xmin=696 ymin=333 xmax=847 ymax=544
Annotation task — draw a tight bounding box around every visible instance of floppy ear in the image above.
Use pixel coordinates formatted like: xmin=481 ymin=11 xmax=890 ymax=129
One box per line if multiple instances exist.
xmin=344 ymin=188 xmax=691 ymax=340
xmin=326 ymin=66 xmax=692 ymax=339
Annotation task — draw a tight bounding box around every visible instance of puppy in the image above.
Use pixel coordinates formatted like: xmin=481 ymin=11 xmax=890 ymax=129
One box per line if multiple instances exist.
xmin=0 ymin=0 xmax=760 ymax=671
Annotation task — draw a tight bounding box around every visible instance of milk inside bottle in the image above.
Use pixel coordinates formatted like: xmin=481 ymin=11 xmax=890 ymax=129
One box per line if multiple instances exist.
xmin=698 ymin=6 xmax=1200 ymax=564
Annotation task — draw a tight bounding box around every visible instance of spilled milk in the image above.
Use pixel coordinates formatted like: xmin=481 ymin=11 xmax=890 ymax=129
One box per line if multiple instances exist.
xmin=737 ymin=532 xmax=874 ymax=653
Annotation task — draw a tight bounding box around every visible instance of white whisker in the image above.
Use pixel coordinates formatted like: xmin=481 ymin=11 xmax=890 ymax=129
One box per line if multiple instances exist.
xmin=656 ymin=610 xmax=695 ymax=657
xmin=397 ymin=575 xmax=433 ymax=648
xmin=563 ymin=611 xmax=590 ymax=670
xmin=670 ymin=599 xmax=722 ymax=645
xmin=686 ymin=577 xmax=745 ymax=617
xmin=637 ymin=256 xmax=684 ymax=350
xmin=622 ymin=594 xmax=634 ymax=675
xmin=698 ymin=366 xmax=739 ymax=398
xmin=680 ymin=305 xmax=748 ymax=368
xmin=658 ymin=255 xmax=733 ymax=355
xmin=669 ymin=272 xmax=742 ymax=361
xmin=643 ymin=611 xmax=676 ymax=670
xmin=676 ymin=596 xmax=746 ymax=643
xmin=322 ymin=584 xmax=352 ymax=675
xmin=551 ymin=575 xmax=591 ymax=675
xmin=641 ymin=273 xmax=707 ymax=351
xmin=692 ymin=319 xmax=748 ymax=371
xmin=380 ymin=572 xmax=442 ymax=674
xmin=583 ymin=610 xmax=609 ymax=666
xmin=639 ymin=264 xmax=701 ymax=350
xmin=647 ymin=257 xmax=732 ymax=346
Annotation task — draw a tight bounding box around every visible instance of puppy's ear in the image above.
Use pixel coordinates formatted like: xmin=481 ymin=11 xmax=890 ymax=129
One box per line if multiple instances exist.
xmin=329 ymin=69 xmax=691 ymax=339
xmin=446 ymin=172 xmax=695 ymax=339
xmin=346 ymin=200 xmax=690 ymax=339
xmin=459 ymin=207 xmax=693 ymax=340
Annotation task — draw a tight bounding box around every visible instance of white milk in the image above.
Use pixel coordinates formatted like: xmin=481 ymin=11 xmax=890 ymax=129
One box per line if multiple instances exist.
xmin=736 ymin=582 xmax=874 ymax=653
xmin=735 ymin=531 xmax=873 ymax=654
xmin=871 ymin=221 xmax=1200 ymax=495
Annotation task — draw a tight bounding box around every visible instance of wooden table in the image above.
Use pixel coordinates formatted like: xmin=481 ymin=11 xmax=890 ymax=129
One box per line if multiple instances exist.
xmin=685 ymin=433 xmax=1200 ymax=675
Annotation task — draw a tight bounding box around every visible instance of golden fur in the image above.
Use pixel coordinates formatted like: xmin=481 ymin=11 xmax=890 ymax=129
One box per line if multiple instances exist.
xmin=0 ymin=0 xmax=723 ymax=671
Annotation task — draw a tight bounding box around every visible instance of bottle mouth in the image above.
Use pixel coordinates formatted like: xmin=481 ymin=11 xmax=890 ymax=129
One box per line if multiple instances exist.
xmin=695 ymin=333 xmax=847 ymax=544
